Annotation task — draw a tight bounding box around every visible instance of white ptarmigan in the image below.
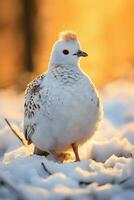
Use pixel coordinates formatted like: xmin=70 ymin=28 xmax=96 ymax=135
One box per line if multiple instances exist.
xmin=24 ymin=31 xmax=102 ymax=161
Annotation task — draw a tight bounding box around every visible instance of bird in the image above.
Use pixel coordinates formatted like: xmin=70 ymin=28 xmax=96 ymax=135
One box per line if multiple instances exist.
xmin=24 ymin=31 xmax=102 ymax=161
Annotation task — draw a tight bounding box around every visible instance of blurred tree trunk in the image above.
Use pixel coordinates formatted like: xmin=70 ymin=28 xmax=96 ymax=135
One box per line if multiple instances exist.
xmin=0 ymin=0 xmax=21 ymax=89
xmin=21 ymin=0 xmax=37 ymax=72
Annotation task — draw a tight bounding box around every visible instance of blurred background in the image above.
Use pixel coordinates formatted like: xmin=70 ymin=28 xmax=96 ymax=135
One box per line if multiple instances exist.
xmin=0 ymin=0 xmax=134 ymax=90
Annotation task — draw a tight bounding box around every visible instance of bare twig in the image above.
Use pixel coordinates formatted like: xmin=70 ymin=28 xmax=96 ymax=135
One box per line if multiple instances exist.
xmin=119 ymin=176 xmax=131 ymax=184
xmin=41 ymin=162 xmax=52 ymax=175
xmin=4 ymin=118 xmax=26 ymax=146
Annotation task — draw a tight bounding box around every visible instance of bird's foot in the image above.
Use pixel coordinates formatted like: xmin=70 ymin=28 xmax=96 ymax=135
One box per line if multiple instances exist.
xmin=34 ymin=146 xmax=49 ymax=156
xmin=72 ymin=143 xmax=80 ymax=162
xmin=54 ymin=152 xmax=72 ymax=163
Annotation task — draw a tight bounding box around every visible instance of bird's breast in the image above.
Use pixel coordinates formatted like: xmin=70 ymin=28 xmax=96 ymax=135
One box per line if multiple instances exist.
xmin=41 ymin=76 xmax=100 ymax=123
xmin=32 ymin=76 xmax=102 ymax=152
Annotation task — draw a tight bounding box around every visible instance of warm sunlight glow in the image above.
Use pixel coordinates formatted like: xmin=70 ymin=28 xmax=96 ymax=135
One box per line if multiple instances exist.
xmin=37 ymin=0 xmax=134 ymax=87
xmin=0 ymin=0 xmax=134 ymax=88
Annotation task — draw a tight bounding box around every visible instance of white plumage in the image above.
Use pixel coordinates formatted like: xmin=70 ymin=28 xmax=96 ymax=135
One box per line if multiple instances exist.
xmin=24 ymin=31 xmax=102 ymax=161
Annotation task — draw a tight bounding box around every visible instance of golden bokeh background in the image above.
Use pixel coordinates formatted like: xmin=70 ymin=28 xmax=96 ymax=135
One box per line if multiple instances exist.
xmin=0 ymin=0 xmax=134 ymax=89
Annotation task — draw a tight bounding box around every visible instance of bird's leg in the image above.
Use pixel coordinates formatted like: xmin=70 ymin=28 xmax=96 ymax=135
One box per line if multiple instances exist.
xmin=72 ymin=143 xmax=80 ymax=161
xmin=34 ymin=146 xmax=49 ymax=156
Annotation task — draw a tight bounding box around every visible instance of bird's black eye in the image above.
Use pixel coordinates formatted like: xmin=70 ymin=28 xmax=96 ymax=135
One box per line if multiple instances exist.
xmin=62 ymin=49 xmax=69 ymax=55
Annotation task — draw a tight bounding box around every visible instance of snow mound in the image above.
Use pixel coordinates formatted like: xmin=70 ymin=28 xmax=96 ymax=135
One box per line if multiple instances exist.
xmin=0 ymin=147 xmax=134 ymax=200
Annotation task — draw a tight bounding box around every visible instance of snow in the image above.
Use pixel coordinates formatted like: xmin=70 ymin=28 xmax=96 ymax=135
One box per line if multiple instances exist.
xmin=0 ymin=79 xmax=134 ymax=200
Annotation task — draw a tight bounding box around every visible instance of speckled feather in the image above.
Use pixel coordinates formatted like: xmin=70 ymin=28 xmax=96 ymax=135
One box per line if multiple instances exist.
xmin=24 ymin=74 xmax=45 ymax=143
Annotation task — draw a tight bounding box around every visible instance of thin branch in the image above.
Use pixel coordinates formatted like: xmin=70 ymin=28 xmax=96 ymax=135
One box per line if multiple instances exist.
xmin=4 ymin=118 xmax=26 ymax=146
xmin=119 ymin=176 xmax=131 ymax=184
xmin=41 ymin=162 xmax=52 ymax=175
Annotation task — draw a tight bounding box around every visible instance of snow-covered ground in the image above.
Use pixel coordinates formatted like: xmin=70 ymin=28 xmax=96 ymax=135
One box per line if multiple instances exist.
xmin=0 ymin=79 xmax=134 ymax=200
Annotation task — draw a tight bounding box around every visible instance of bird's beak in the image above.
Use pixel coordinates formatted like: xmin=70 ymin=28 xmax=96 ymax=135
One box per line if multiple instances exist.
xmin=73 ymin=50 xmax=88 ymax=57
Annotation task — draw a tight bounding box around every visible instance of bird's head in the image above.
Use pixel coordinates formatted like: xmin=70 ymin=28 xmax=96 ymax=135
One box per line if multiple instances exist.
xmin=49 ymin=31 xmax=88 ymax=68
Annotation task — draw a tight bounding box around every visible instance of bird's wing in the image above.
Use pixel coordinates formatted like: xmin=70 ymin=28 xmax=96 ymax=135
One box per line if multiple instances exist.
xmin=24 ymin=73 xmax=46 ymax=144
